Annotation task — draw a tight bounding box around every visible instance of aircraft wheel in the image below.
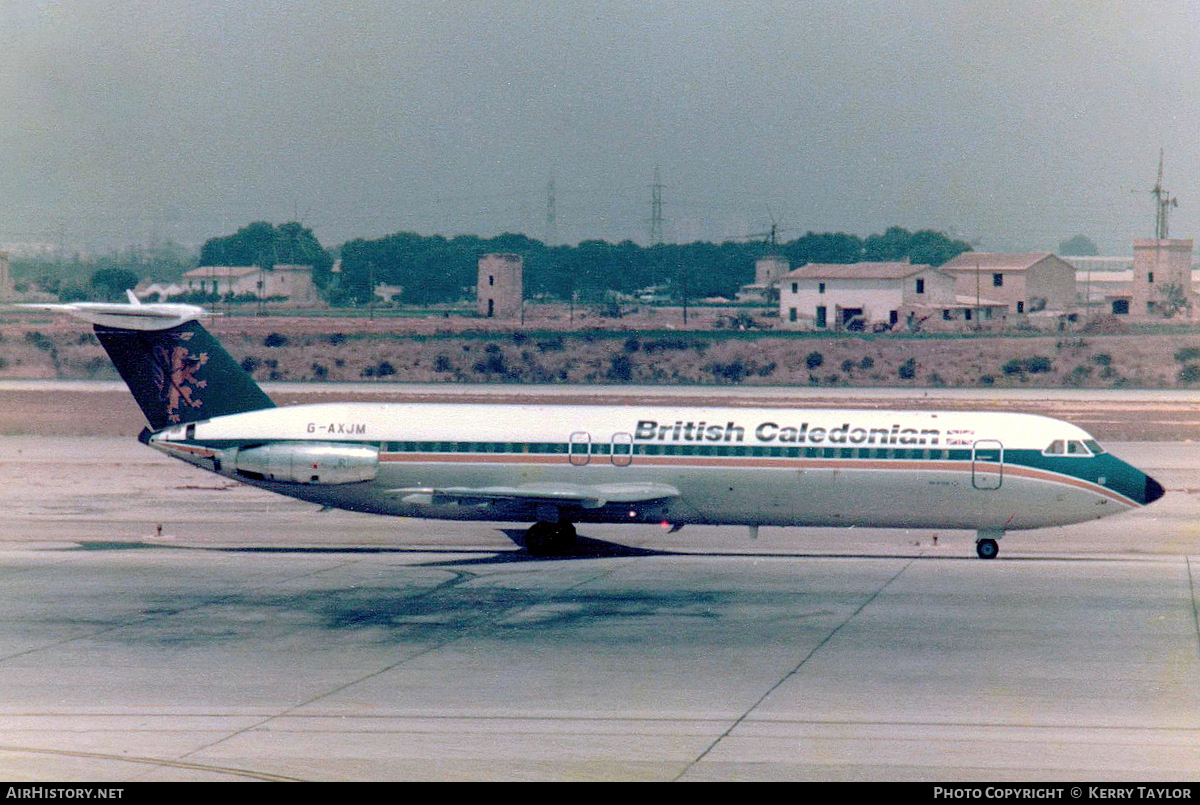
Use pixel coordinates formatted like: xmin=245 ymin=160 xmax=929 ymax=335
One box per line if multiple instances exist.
xmin=976 ymin=538 xmax=999 ymax=560
xmin=525 ymin=521 xmax=554 ymax=555
xmin=555 ymin=521 xmax=577 ymax=551
xmin=525 ymin=521 xmax=576 ymax=556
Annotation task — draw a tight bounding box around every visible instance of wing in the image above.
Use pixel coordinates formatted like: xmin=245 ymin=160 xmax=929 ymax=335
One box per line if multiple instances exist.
xmin=390 ymin=481 xmax=680 ymax=510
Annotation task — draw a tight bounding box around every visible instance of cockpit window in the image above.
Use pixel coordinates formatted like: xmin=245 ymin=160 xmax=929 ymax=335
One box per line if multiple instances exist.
xmin=1084 ymin=440 xmax=1106 ymax=455
xmin=1043 ymin=439 xmax=1094 ymax=457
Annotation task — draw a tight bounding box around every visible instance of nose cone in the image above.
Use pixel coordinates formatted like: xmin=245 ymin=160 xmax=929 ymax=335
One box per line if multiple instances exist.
xmin=1144 ymin=475 xmax=1165 ymax=505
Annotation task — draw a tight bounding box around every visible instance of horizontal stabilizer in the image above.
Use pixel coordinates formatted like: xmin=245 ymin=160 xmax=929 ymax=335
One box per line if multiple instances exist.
xmin=14 ymin=293 xmax=210 ymax=331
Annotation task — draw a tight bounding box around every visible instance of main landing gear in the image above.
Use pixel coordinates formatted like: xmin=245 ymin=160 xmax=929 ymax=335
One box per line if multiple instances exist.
xmin=524 ymin=520 xmax=577 ymax=556
xmin=975 ymin=529 xmax=1003 ymax=560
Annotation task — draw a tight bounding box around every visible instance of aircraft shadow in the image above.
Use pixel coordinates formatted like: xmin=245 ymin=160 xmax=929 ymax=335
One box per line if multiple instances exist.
xmin=69 ymin=530 xmax=670 ymax=563
xmin=68 ymin=538 xmax=1111 ymax=565
xmin=466 ymin=530 xmax=670 ymax=563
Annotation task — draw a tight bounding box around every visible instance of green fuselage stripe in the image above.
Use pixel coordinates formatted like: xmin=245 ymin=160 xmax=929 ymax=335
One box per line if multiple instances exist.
xmin=182 ymin=437 xmax=1137 ymax=496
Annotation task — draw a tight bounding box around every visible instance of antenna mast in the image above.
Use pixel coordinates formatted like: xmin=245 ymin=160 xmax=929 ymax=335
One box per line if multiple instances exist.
xmin=1152 ymin=149 xmax=1179 ymax=239
xmin=546 ymin=175 xmax=557 ymax=246
xmin=649 ymin=167 xmax=664 ymax=246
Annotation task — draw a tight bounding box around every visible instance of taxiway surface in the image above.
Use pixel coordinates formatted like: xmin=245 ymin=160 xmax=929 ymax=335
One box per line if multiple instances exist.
xmin=0 ymin=437 xmax=1198 ymax=781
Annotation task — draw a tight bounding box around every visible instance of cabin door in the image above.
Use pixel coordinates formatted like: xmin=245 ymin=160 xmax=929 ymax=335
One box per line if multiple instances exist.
xmin=971 ymin=440 xmax=1004 ymax=490
xmin=610 ymin=432 xmax=633 ymax=466
xmin=568 ymin=431 xmax=591 ymax=466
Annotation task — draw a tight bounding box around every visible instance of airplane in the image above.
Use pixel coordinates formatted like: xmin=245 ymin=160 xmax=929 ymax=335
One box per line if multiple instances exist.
xmin=21 ymin=294 xmax=1164 ymax=559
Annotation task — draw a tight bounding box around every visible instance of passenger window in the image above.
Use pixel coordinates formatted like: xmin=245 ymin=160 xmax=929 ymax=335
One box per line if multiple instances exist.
xmin=1044 ymin=440 xmax=1065 ymax=455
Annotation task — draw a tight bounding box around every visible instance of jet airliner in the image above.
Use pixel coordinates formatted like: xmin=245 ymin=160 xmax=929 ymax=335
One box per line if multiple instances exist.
xmin=24 ymin=295 xmax=1164 ymax=559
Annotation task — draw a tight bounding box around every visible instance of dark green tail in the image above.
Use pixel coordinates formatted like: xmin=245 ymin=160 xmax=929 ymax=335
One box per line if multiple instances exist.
xmin=95 ymin=320 xmax=275 ymax=432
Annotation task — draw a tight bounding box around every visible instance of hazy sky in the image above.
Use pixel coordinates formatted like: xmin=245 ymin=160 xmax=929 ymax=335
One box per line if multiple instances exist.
xmin=1 ymin=0 xmax=1198 ymax=254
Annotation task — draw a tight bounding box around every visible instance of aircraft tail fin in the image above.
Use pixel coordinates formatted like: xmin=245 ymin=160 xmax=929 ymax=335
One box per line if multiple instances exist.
xmin=17 ymin=296 xmax=275 ymax=431
xmin=95 ymin=319 xmax=276 ymax=431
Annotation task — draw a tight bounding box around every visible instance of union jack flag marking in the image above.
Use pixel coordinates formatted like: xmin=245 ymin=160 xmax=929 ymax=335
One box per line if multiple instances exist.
xmin=946 ymin=429 xmax=975 ymax=446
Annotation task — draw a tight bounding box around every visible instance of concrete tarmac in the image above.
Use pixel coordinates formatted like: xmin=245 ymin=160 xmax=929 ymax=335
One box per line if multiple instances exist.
xmin=1 ymin=437 xmax=1199 ymax=780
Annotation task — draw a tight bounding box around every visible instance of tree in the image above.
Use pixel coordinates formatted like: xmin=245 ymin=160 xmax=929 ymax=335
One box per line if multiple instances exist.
xmin=907 ymin=230 xmax=972 ymax=266
xmin=1059 ymin=235 xmax=1098 ymax=256
xmin=89 ymin=267 xmax=140 ymax=301
xmin=1158 ymin=283 xmax=1189 ymax=318
xmin=200 ymin=221 xmax=277 ymax=267
xmin=200 ymin=221 xmax=334 ymax=287
xmin=785 ymin=231 xmax=864 ymax=265
xmin=863 ymin=226 xmax=913 ymax=261
xmin=329 ymin=225 xmax=976 ymax=307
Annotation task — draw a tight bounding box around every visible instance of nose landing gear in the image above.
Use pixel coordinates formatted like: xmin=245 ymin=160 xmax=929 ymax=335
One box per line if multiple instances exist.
xmin=975 ymin=529 xmax=1003 ymax=560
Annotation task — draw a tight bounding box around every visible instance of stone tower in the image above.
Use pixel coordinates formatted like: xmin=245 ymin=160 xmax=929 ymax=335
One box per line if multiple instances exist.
xmin=0 ymin=252 xmax=12 ymax=300
xmin=477 ymin=253 xmax=523 ymax=318
xmin=1132 ymin=238 xmax=1196 ymax=317
xmin=754 ymin=255 xmax=790 ymax=287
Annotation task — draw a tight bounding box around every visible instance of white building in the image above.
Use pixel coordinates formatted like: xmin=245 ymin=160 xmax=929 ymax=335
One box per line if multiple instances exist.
xmin=940 ymin=253 xmax=1076 ymax=317
xmin=178 ymin=264 xmax=319 ymax=305
xmin=779 ymin=262 xmax=975 ymax=331
xmin=1063 ymin=256 xmax=1135 ymax=312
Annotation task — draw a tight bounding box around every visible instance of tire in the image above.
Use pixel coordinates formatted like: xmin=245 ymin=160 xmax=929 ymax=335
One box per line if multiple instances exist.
xmin=525 ymin=521 xmax=555 ymax=556
xmin=976 ymin=538 xmax=999 ymax=560
xmin=525 ymin=521 xmax=575 ymax=556
xmin=554 ymin=521 xmax=577 ymax=551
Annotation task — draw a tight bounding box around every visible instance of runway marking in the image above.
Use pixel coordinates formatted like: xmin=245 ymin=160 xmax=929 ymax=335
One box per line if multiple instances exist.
xmin=0 ymin=554 xmax=381 ymax=781
xmin=674 ymin=556 xmax=918 ymax=780
xmin=0 ymin=553 xmax=374 ymax=668
xmin=166 ymin=559 xmax=629 ymax=771
xmin=144 ymin=564 xmax=481 ymax=770
xmin=1188 ymin=556 xmax=1200 ymax=660
xmin=0 ymin=744 xmax=301 ymax=782
xmin=2 ymin=534 xmax=1189 ymax=779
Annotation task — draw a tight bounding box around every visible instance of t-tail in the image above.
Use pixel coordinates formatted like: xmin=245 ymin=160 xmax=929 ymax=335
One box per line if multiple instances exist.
xmin=17 ymin=292 xmax=274 ymax=432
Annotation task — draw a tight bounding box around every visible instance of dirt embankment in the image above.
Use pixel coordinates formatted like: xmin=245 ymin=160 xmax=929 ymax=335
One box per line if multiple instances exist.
xmin=5 ymin=304 xmax=1200 ymax=440
xmin=2 ymin=383 xmax=1199 ymax=442
xmin=6 ymin=307 xmax=1200 ymax=390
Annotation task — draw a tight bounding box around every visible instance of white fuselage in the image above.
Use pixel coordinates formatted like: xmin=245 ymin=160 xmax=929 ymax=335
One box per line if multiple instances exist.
xmin=148 ymin=402 xmax=1154 ymax=533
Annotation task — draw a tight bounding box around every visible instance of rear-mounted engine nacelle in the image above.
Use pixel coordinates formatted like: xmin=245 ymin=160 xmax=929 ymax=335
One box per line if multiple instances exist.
xmin=231 ymin=442 xmax=378 ymax=485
